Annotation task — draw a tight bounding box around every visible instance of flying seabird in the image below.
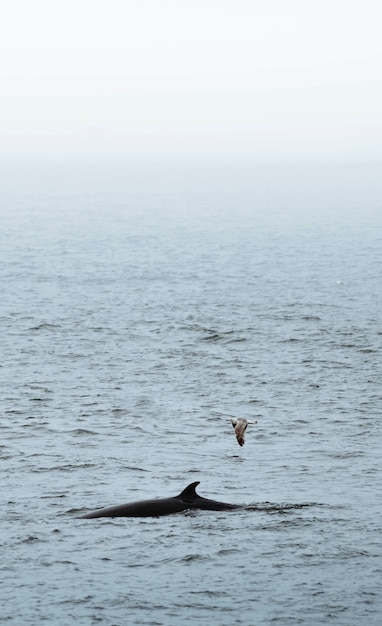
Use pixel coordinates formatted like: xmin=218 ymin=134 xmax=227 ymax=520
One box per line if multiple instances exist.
xmin=230 ymin=417 xmax=256 ymax=446
xmin=211 ymin=410 xmax=257 ymax=447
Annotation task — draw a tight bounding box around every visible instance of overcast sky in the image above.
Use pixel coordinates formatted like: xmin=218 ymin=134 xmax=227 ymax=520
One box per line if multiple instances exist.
xmin=1 ymin=0 xmax=381 ymax=161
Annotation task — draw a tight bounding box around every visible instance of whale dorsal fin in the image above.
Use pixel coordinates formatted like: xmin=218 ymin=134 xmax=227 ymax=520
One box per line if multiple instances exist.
xmin=178 ymin=481 xmax=200 ymax=501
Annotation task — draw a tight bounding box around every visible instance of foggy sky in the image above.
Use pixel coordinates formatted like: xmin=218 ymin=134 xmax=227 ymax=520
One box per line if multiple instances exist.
xmin=1 ymin=0 xmax=381 ymax=161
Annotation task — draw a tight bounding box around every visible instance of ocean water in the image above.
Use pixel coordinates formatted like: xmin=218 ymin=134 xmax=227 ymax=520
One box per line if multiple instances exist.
xmin=1 ymin=159 xmax=381 ymax=625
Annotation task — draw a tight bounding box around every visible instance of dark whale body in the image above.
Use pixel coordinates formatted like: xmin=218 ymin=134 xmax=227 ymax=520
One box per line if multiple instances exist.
xmin=79 ymin=481 xmax=239 ymax=519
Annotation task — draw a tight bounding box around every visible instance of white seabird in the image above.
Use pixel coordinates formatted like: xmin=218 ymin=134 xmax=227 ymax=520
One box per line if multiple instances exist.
xmin=230 ymin=417 xmax=256 ymax=447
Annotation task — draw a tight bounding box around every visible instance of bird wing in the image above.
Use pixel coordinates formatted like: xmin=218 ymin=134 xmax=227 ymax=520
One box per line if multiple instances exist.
xmin=233 ymin=418 xmax=247 ymax=446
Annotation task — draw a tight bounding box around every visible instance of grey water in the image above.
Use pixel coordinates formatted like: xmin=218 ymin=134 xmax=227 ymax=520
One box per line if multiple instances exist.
xmin=1 ymin=159 xmax=381 ymax=625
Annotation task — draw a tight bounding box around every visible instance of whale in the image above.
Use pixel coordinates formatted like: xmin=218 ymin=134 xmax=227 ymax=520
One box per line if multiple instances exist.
xmin=79 ymin=481 xmax=239 ymax=519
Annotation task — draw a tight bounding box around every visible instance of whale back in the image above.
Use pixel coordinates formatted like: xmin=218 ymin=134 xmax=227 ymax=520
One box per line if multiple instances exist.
xmin=79 ymin=481 xmax=238 ymax=518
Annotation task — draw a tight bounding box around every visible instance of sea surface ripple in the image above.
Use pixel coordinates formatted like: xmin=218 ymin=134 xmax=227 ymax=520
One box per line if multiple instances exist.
xmin=1 ymin=161 xmax=381 ymax=625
